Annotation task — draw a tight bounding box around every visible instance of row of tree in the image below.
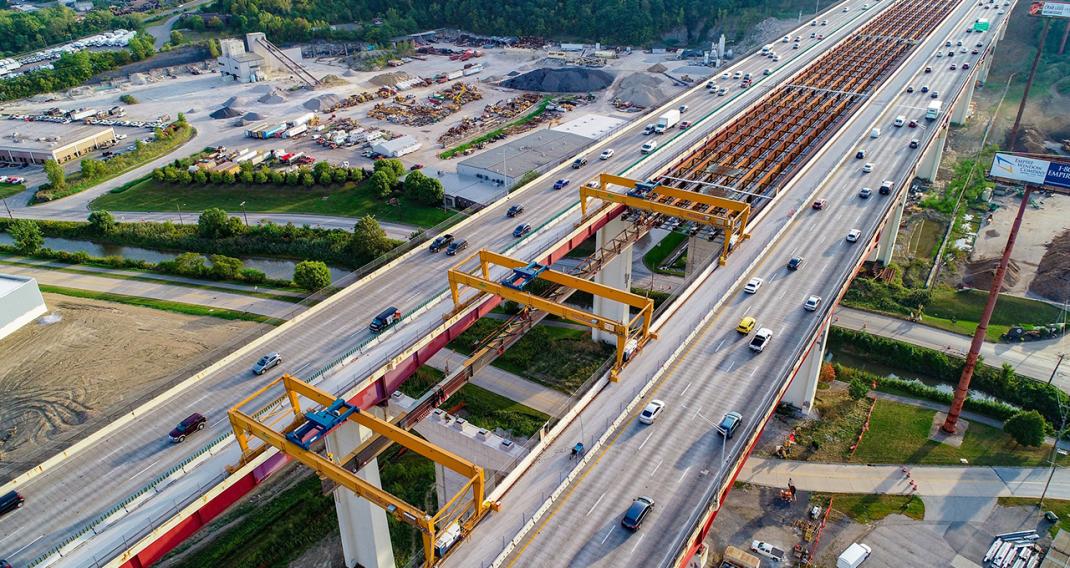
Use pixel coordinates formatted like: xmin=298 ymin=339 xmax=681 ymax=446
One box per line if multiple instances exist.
xmin=0 ymin=34 xmax=155 ymax=101
xmin=0 ymin=6 xmax=142 ymax=56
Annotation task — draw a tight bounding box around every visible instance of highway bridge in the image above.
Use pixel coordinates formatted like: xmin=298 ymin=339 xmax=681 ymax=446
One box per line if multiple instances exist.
xmin=0 ymin=0 xmax=1010 ymax=564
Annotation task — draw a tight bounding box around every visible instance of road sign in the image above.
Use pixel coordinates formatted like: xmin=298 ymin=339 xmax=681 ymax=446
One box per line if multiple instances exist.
xmin=1030 ymin=1 xmax=1070 ymax=18
xmin=990 ymin=153 xmax=1070 ymax=190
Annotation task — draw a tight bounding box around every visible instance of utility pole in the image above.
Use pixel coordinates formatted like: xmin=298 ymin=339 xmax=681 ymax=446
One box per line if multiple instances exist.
xmin=1007 ymin=19 xmax=1050 ymax=151
xmin=1049 ymin=354 xmax=1065 ymax=385
xmin=1040 ymin=388 xmax=1068 ymax=510
xmin=1 ymin=197 xmax=10 ymax=219
xmin=239 ymin=200 xmax=249 ymax=226
xmin=177 ymin=203 xmax=184 ymax=224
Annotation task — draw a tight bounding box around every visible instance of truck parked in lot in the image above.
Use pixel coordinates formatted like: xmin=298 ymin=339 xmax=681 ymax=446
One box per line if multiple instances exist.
xmin=750 ymin=540 xmax=785 ymax=563
xmin=721 ymin=545 xmax=761 ymax=568
xmin=925 ymin=100 xmax=942 ymax=120
xmin=654 ymin=109 xmax=681 ymax=133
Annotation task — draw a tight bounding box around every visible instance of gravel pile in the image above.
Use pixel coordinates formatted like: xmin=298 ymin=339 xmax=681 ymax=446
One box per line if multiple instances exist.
xmin=647 ymin=63 xmax=667 ymax=73
xmin=369 ymin=71 xmax=412 ymax=87
xmin=257 ymin=89 xmax=286 ymax=104
xmin=223 ymin=95 xmax=245 ymax=107
xmin=501 ymin=67 xmax=613 ymax=92
xmin=615 ymin=73 xmax=667 ymax=107
xmin=209 ymin=106 xmax=242 ymax=119
xmin=304 ymin=93 xmax=341 ymax=111
xmin=243 ymin=111 xmax=266 ymax=121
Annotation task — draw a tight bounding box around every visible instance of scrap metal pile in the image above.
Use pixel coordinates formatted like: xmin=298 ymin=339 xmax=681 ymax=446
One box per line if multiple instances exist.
xmin=437 ymin=93 xmax=543 ymax=146
xmin=368 ymin=82 xmax=482 ymax=126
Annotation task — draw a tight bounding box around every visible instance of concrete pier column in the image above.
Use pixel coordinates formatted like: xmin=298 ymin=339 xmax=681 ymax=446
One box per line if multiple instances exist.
xmin=978 ymin=56 xmax=992 ymax=84
xmin=325 ymin=420 xmax=395 ymax=568
xmin=874 ymin=186 xmax=909 ymax=265
xmin=593 ymin=216 xmax=633 ymax=344
xmin=951 ymin=79 xmax=975 ymax=126
xmin=917 ymin=127 xmax=947 ymax=182
xmin=782 ymin=316 xmax=831 ymax=415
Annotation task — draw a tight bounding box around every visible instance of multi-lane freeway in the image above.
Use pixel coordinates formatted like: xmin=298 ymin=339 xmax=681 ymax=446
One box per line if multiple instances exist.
xmin=0 ymin=0 xmax=1001 ymax=560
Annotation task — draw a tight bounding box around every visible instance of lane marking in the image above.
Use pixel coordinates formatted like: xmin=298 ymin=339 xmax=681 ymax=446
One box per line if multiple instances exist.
xmin=600 ymin=526 xmax=614 ymax=545
xmin=651 ymin=458 xmax=664 ymax=477
xmin=680 ymin=381 xmax=693 ymax=397
xmin=630 ymin=533 xmax=646 ymax=553
xmin=132 ymin=458 xmax=162 ymax=480
xmin=679 ymin=466 xmax=692 ymax=483
xmin=715 ymin=339 xmax=727 ymax=352
xmin=586 ymin=492 xmax=606 ymax=517
xmin=638 ymin=431 xmax=654 ymax=451
xmin=10 ymin=534 xmax=44 ymax=557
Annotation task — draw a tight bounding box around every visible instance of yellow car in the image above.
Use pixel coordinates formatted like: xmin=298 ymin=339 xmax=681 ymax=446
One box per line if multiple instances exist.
xmin=736 ymin=316 xmax=756 ymax=334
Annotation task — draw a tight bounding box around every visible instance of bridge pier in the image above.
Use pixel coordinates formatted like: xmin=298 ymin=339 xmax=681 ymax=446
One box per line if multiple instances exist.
xmin=325 ymin=417 xmax=396 ymax=568
xmin=874 ymin=186 xmax=910 ymax=265
xmin=593 ymin=217 xmax=633 ymax=344
xmin=978 ymin=55 xmax=992 ymax=84
xmin=951 ymin=79 xmax=975 ymax=125
xmin=783 ymin=316 xmax=831 ymax=415
xmin=917 ymin=126 xmax=948 ymax=182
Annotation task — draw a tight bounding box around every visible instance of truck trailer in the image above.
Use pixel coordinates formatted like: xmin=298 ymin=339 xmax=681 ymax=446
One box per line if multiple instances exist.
xmin=655 ymin=109 xmax=681 ymax=133
xmin=925 ymin=100 xmax=943 ymax=120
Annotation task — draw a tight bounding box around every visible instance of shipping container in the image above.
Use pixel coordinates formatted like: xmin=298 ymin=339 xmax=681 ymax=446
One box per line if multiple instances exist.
xmin=289 ymin=112 xmax=315 ymax=127
xmin=462 ymin=64 xmax=484 ymax=76
xmin=284 ymin=124 xmax=308 ymax=138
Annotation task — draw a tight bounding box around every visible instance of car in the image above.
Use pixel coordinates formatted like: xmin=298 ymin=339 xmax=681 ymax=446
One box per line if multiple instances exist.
xmin=252 ymin=352 xmax=282 ymax=375
xmin=719 ymin=411 xmax=743 ymax=438
xmin=736 ymin=316 xmax=757 ymax=334
xmin=921 ymin=85 xmax=929 ymax=93
xmin=507 ymin=204 xmax=524 ymax=217
xmin=793 ymin=43 xmax=800 ymax=50
xmin=600 ymin=149 xmax=615 ymax=160
xmin=810 ymin=31 xmax=817 ymax=38
xmin=906 ymin=85 xmax=914 ymax=93
xmin=821 ymin=19 xmax=828 ymax=25
xmin=621 ymin=496 xmax=655 ymax=530
xmin=445 ymin=239 xmax=468 ymax=256
xmin=679 ymin=120 xmax=693 ymax=130
xmin=976 ymin=41 xmax=984 ymax=48
xmin=924 ymin=66 xmax=932 ymax=73
xmin=936 ymin=50 xmax=944 ymax=57
xmin=638 ymin=400 xmax=666 ymax=424
xmin=894 ymin=115 xmax=906 ymax=127
xmin=862 ymin=162 xmax=874 ymax=173
xmin=169 ymin=413 xmax=207 ymax=443
xmin=641 ymin=140 xmax=658 ymax=154
xmin=585 ymin=180 xmax=599 ymax=188
xmin=410 ymin=163 xmax=424 ymax=170
xmin=950 ymin=63 xmax=957 ymax=70
xmin=743 ymin=277 xmax=764 ymax=294
xmin=804 ymin=295 xmax=822 ymax=311
xmin=909 ymin=138 xmax=920 ymax=149
xmin=811 ymin=19 xmax=818 ymax=25
xmin=947 ymin=50 xmax=955 ymax=56
xmin=879 ymin=180 xmax=894 ymax=195
xmin=706 ymin=81 xmax=716 ymax=89
xmin=963 ymin=62 xmax=970 ymax=69
xmin=945 ymin=40 xmax=953 ymax=47
xmin=643 ymin=124 xmax=655 ymax=135
xmin=846 ymin=229 xmax=862 ymax=242
xmin=931 ymin=90 xmax=940 ymax=98
xmin=960 ymin=46 xmax=967 ymax=53
xmin=0 ymin=490 xmax=24 ymax=517
xmin=733 ymin=71 xmax=743 ymax=79
xmin=749 ymin=328 xmax=773 ymax=352
xmin=859 ymin=187 xmax=872 ymax=198
xmin=553 ymin=178 xmax=571 ymax=190
xmin=957 ymin=39 xmax=963 ymax=46
xmin=908 ymin=119 xmax=918 ymax=128
xmin=787 ymin=256 xmax=804 ymax=271
xmin=512 ymin=224 xmax=531 ymax=238
xmin=971 ymin=48 xmax=979 ymax=54
xmin=429 ymin=234 xmax=454 ymax=252
xmin=571 ymin=157 xmax=587 ymax=169
xmin=718 ymin=87 xmax=728 ymax=95
xmin=763 ymin=68 xmax=773 ymax=75
xmin=855 ymin=149 xmax=866 ymax=159
xmin=812 ymin=199 xmax=828 ymax=210
xmin=679 ymin=104 xmax=689 ymax=113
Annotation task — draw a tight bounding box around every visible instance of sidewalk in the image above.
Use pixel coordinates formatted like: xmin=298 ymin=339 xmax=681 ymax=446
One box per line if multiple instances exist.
xmin=741 ymin=457 xmax=1070 ymax=500
xmin=426 ymin=348 xmax=571 ymax=417
xmin=834 ymin=307 xmax=1069 ymax=388
xmin=1 ymin=262 xmax=298 ymax=318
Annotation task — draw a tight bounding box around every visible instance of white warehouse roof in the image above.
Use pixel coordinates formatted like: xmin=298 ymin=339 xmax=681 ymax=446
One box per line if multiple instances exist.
xmin=551 ymin=113 xmax=627 ymax=140
xmin=373 ymin=135 xmax=421 ymax=157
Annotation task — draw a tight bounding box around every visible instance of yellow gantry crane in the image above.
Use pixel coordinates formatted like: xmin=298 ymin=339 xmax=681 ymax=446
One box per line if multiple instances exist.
xmin=579 ymin=173 xmax=751 ymax=265
xmin=447 ymin=249 xmax=655 ymax=381
xmin=228 ymin=374 xmax=488 ymax=567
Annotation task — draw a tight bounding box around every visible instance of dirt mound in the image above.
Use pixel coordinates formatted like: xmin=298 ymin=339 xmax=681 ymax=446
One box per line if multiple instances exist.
xmin=963 ymin=258 xmax=1021 ymax=291
xmin=209 ymin=106 xmax=242 ymax=119
xmin=319 ymin=74 xmax=348 ymax=87
xmin=1029 ymin=229 xmax=1070 ymax=302
xmin=243 ymin=111 xmax=266 ymax=121
xmin=257 ymin=89 xmax=286 ymax=104
xmin=369 ymin=71 xmax=412 ymax=87
xmin=615 ymin=73 xmax=668 ymax=107
xmin=223 ymin=95 xmax=245 ymax=108
xmin=1007 ymin=125 xmax=1048 ymax=154
xmin=647 ymin=63 xmax=667 ymax=73
xmin=501 ymin=67 xmax=614 ymax=92
xmin=304 ymin=93 xmax=341 ymax=111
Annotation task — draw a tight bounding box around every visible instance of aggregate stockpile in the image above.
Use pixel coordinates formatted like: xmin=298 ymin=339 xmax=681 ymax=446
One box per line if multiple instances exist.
xmin=368 ymin=82 xmax=483 ymax=127
xmin=501 ymin=66 xmax=613 ymax=92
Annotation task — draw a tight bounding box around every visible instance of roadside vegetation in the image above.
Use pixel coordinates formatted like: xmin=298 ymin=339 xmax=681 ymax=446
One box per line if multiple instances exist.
xmin=811 ymin=493 xmax=925 ymax=524
xmin=38 ymin=284 xmax=281 ymax=324
xmin=999 ymin=497 xmax=1069 ymax=537
xmin=33 ymin=118 xmax=194 ymax=203
xmin=0 ymin=7 xmax=142 ymax=55
xmin=0 ymin=183 xmax=24 ymax=200
xmin=0 ymin=34 xmax=155 ymax=101
xmin=642 ymin=231 xmax=687 ymax=276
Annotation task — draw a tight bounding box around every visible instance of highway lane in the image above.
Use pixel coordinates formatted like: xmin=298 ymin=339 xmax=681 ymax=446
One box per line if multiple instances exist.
xmin=0 ymin=1 xmax=884 ymax=563
xmin=496 ymin=0 xmax=1004 ymax=566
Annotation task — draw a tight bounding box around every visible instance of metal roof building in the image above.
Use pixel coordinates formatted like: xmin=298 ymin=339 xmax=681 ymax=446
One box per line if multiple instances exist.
xmin=456 ymin=129 xmax=591 ymax=188
xmin=0 ymin=122 xmax=115 ymax=164
xmin=0 ymin=274 xmax=46 ymax=342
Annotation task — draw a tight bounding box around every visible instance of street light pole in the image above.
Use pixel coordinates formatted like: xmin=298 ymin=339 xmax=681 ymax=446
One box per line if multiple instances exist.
xmin=177 ymin=203 xmax=184 ymax=224
xmin=239 ymin=200 xmax=249 ymax=226
xmin=1040 ymin=387 xmax=1068 ymax=510
xmin=1 ymin=197 xmax=10 ymax=219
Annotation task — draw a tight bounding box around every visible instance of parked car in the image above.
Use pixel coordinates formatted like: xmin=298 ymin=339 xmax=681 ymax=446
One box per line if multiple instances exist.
xmin=507 ymin=204 xmax=525 ymax=217
xmin=621 ymin=496 xmax=655 ymax=531
xmin=513 ymin=224 xmax=531 ymax=238
xmin=169 ymin=413 xmax=207 ymax=443
xmin=718 ymin=411 xmax=743 ymax=438
xmin=429 ymin=234 xmax=455 ymax=253
xmin=252 ymin=352 xmax=282 ymax=375
xmin=638 ymin=400 xmax=666 ymax=424
xmin=445 ymin=239 xmax=468 ymax=256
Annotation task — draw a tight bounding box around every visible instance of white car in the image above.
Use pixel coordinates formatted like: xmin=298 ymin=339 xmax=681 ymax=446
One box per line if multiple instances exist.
xmin=846 ymin=229 xmax=862 ymax=242
xmin=743 ymin=277 xmax=764 ymax=294
xmin=804 ymin=295 xmax=822 ymax=311
xmin=862 ymin=162 xmax=874 ymax=173
xmin=600 ymin=149 xmax=614 ymax=160
xmin=638 ymin=399 xmax=665 ymax=424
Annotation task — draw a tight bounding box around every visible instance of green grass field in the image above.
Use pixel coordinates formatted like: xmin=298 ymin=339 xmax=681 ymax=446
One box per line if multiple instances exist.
xmin=91 ymin=177 xmax=453 ymax=228
xmin=815 ymin=493 xmax=925 ymax=524
xmin=999 ymin=497 xmax=1067 ymax=536
xmin=642 ymin=231 xmax=687 ymax=275
xmin=921 ymin=287 xmax=1066 ymax=341
xmin=0 ymin=183 xmax=26 ymax=200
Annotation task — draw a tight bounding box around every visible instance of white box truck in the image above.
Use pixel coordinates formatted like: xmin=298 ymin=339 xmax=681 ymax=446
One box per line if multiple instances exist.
xmin=655 ymin=109 xmax=681 ymax=133
xmin=837 ymin=543 xmax=871 ymax=568
xmin=925 ymin=100 xmax=942 ymax=121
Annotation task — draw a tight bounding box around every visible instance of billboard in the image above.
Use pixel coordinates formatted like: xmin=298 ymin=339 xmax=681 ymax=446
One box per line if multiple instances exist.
xmin=990 ymin=153 xmax=1070 ymax=190
xmin=1030 ymin=1 xmax=1070 ymax=17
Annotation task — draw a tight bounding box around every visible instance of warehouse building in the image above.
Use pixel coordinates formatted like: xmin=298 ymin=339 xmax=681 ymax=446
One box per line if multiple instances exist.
xmin=0 ymin=122 xmax=115 ymax=164
xmin=372 ymin=135 xmax=421 ymax=158
xmin=456 ymin=129 xmax=591 ymax=188
xmin=0 ymin=274 xmax=47 ymax=342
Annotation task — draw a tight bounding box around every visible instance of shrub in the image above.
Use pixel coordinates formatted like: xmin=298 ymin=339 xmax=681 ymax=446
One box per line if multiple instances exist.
xmin=198 ymin=208 xmax=244 ymax=239
xmin=119 ymin=94 xmax=138 ymax=104
xmin=293 ymin=260 xmax=331 ymax=290
xmin=848 ymin=377 xmax=870 ymax=400
xmin=239 ymin=268 xmax=267 ymax=284
xmin=7 ymin=219 xmax=43 ymax=253
xmin=87 ymin=210 xmax=116 ymax=235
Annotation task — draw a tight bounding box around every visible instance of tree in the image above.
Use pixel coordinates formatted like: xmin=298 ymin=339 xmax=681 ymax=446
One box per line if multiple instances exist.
xmin=207 ymin=37 xmax=221 ymax=58
xmin=1005 ymin=410 xmax=1046 ymax=447
xmin=404 ymin=169 xmax=427 ymax=197
xmin=302 ymin=172 xmax=315 ymax=187
xmin=170 ymin=252 xmax=207 ymax=276
xmin=176 ymin=112 xmax=187 ymax=126
xmin=348 ymin=168 xmax=364 ymax=182
xmin=87 ymin=210 xmax=116 ymax=234
xmin=848 ymin=377 xmax=870 ymax=401
xmin=170 ymin=30 xmax=185 ymax=46
xmin=293 ymin=260 xmax=331 ymax=290
xmin=414 ymin=176 xmax=444 ymax=206
xmin=369 ymin=169 xmax=393 ymax=199
xmin=253 ymin=170 xmax=268 ymax=184
xmin=374 ymin=158 xmax=404 ymax=183
xmin=350 ymin=215 xmax=392 ymax=260
xmin=119 ymin=94 xmax=138 ymax=104
xmin=8 ymin=219 xmax=43 ymax=253
xmin=240 ymin=169 xmax=254 ymax=184
xmin=198 ymin=207 xmax=243 ymax=238
xmin=194 ymin=170 xmax=209 ymax=184
xmin=43 ymin=159 xmax=65 ymax=190
xmin=208 ymin=254 xmax=244 ymax=279
xmin=819 ymin=362 xmax=836 ymax=383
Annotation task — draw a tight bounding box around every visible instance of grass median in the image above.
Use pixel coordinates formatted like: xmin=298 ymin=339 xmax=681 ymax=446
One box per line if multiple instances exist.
xmin=92 ymin=176 xmax=451 ymax=228
xmin=812 ymin=493 xmax=925 ymax=524
xmin=0 ymin=183 xmax=25 ymax=200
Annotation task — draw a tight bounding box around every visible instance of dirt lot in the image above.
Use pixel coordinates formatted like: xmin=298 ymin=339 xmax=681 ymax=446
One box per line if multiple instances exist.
xmin=0 ymin=293 xmax=264 ymax=483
